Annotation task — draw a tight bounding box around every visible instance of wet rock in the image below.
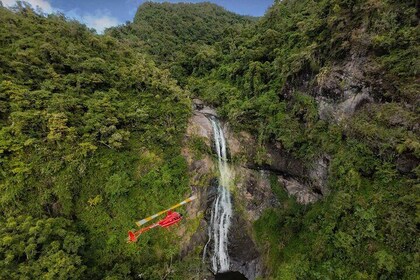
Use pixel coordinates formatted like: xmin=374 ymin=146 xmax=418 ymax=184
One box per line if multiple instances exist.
xmin=215 ymin=271 xmax=247 ymax=280
xmin=228 ymin=212 xmax=263 ymax=280
xmin=206 ymin=179 xmax=219 ymax=209
xmin=228 ymin=214 xmax=259 ymax=262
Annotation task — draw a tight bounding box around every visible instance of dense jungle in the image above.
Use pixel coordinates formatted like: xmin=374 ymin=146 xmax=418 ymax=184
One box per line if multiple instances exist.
xmin=0 ymin=1 xmax=418 ymax=279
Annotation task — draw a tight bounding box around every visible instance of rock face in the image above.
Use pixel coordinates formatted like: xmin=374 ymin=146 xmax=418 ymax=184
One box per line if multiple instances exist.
xmin=262 ymin=142 xmax=308 ymax=178
xmin=226 ymin=168 xmax=276 ymax=279
xmin=182 ymin=99 xmax=329 ymax=279
xmin=314 ymin=56 xmax=376 ymax=122
xmin=184 ymin=101 xmax=271 ymax=279
xmin=279 ymin=177 xmax=321 ymax=204
xmin=224 ymin=120 xmax=328 ymax=200
xmin=234 ymin=168 xmax=279 ymax=222
xmin=202 ymin=182 xmax=264 ymax=280
xmin=309 ymin=156 xmax=330 ymax=195
xmin=228 ymin=213 xmax=263 ymax=280
xmin=186 ymin=102 xmax=217 ymax=146
xmin=396 ymin=153 xmax=419 ymax=178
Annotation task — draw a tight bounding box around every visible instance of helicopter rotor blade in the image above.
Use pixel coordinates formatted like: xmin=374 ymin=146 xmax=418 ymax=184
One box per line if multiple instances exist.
xmin=135 ymin=195 xmax=197 ymax=227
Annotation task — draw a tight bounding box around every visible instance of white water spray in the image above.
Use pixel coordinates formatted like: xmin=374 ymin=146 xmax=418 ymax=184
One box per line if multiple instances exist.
xmin=203 ymin=116 xmax=233 ymax=273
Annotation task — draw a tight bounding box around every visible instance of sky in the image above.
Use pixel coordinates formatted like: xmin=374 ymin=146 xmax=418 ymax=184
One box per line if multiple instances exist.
xmin=2 ymin=0 xmax=274 ymax=33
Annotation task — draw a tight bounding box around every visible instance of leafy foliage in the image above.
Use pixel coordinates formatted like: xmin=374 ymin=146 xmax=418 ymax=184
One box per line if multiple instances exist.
xmin=146 ymin=0 xmax=418 ymax=278
xmin=1 ymin=0 xmax=419 ymax=279
xmin=106 ymin=2 xmax=254 ymax=85
xmin=0 ymin=215 xmax=85 ymax=280
xmin=0 ymin=4 xmax=191 ymax=279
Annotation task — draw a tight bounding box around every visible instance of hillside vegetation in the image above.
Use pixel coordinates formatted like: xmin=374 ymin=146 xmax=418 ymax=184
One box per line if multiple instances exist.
xmin=113 ymin=0 xmax=419 ymax=279
xmin=0 ymin=0 xmax=419 ymax=279
xmin=107 ymin=2 xmax=254 ymax=85
xmin=185 ymin=0 xmax=419 ymax=278
xmin=0 ymin=5 xmax=192 ymax=279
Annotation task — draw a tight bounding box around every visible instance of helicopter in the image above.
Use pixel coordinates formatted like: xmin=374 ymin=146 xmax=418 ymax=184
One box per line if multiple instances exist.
xmin=128 ymin=195 xmax=197 ymax=243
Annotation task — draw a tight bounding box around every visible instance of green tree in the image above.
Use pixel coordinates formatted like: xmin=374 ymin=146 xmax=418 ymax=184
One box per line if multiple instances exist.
xmin=0 ymin=216 xmax=86 ymax=280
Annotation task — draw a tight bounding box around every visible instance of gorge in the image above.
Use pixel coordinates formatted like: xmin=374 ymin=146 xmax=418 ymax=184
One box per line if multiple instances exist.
xmin=0 ymin=1 xmax=418 ymax=279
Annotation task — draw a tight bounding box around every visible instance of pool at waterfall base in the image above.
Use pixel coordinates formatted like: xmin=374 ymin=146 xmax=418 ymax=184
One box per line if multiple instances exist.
xmin=215 ymin=271 xmax=248 ymax=280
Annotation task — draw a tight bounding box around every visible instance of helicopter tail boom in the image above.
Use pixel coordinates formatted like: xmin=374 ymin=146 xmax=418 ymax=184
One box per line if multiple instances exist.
xmin=135 ymin=195 xmax=196 ymax=227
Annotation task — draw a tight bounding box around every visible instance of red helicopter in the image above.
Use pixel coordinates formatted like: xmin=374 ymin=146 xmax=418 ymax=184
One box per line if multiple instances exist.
xmin=128 ymin=195 xmax=196 ymax=243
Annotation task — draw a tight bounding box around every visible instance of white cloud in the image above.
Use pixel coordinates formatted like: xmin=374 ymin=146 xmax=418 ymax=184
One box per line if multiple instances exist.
xmin=1 ymin=1 xmax=120 ymax=34
xmin=83 ymin=14 xmax=120 ymax=33
xmin=2 ymin=0 xmax=54 ymax=13
xmin=66 ymin=9 xmax=120 ymax=34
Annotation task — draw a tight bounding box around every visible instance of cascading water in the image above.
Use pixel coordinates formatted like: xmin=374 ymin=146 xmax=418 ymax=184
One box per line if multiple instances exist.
xmin=203 ymin=116 xmax=233 ymax=273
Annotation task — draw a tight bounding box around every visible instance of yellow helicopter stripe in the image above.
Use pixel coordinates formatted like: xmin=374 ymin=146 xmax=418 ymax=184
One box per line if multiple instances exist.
xmin=136 ymin=195 xmax=197 ymax=227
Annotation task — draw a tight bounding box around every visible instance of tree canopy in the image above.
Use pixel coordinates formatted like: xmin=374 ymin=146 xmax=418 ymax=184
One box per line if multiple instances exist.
xmin=0 ymin=4 xmax=192 ymax=279
xmin=106 ymin=2 xmax=254 ymax=85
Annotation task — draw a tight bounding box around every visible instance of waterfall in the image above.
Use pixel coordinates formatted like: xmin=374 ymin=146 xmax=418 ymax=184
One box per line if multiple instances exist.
xmin=203 ymin=116 xmax=233 ymax=273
